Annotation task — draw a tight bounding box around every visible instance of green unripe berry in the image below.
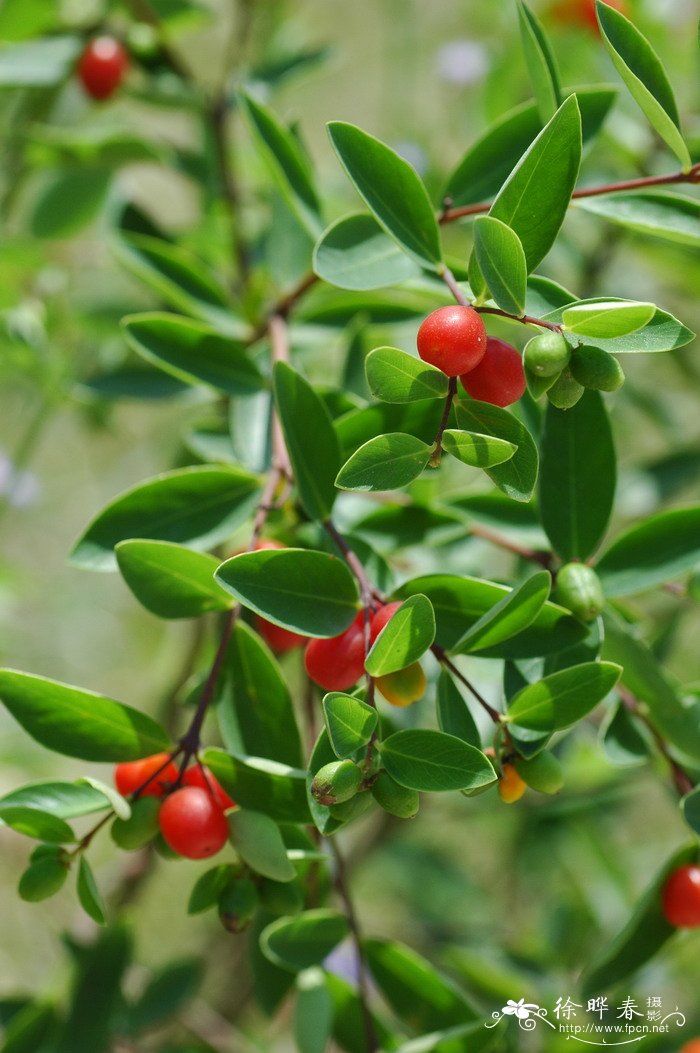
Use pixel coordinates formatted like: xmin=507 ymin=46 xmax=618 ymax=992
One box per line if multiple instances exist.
xmin=19 ymin=857 xmax=69 ymax=902
xmin=110 ymin=795 xmax=160 ymax=851
xmin=524 ymin=332 xmax=571 ymax=377
xmin=514 ymin=751 xmax=564 ymax=795
xmin=371 ymin=771 xmax=420 ymax=818
xmin=218 ymin=877 xmax=259 ymax=934
xmin=311 ymin=760 xmax=363 ymax=806
xmin=570 ymin=345 xmax=625 ymax=392
xmin=525 ymin=364 xmax=558 ymax=400
xmin=259 ymin=877 xmax=304 ymax=916
xmin=556 ymin=562 xmax=605 ymax=622
xmin=547 ymin=368 xmax=585 ymax=410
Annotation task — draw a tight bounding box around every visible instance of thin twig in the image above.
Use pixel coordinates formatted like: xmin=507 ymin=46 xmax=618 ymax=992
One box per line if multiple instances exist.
xmin=468 ymin=522 xmax=554 ymax=570
xmin=431 ymin=644 xmax=502 ymax=724
xmin=618 ymin=686 xmax=695 ymax=797
xmin=430 ymin=376 xmax=458 ymax=467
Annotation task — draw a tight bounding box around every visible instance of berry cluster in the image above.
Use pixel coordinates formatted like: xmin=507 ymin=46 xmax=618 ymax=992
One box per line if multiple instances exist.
xmin=525 ymin=332 xmax=624 ymax=409
xmin=114 ymin=754 xmax=233 ymax=860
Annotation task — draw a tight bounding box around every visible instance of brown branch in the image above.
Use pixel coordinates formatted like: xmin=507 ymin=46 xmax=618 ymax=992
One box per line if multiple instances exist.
xmin=430 ymin=376 xmax=458 ymax=467
xmin=468 ymin=522 xmax=554 ymax=570
xmin=619 ymin=686 xmax=695 ymax=797
xmin=431 ymin=644 xmax=502 ymax=724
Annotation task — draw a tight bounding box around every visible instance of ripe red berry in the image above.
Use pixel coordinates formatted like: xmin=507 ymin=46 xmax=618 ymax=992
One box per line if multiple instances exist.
xmin=661 ymin=864 xmax=700 ymax=928
xmin=115 ymin=752 xmax=178 ymax=798
xmin=370 ymin=601 xmax=402 ymax=642
xmin=459 ymin=337 xmax=526 ymax=407
xmin=182 ymin=765 xmax=235 ymax=811
xmin=77 ymin=36 xmax=129 ymax=101
xmin=305 ymin=612 xmax=367 ymax=691
xmin=158 ymin=787 xmax=229 ymax=860
xmin=417 ymin=306 xmax=487 ymax=377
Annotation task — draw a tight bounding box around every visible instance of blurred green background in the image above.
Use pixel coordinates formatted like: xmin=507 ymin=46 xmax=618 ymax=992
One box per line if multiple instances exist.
xmin=1 ymin=0 xmax=699 ymax=1048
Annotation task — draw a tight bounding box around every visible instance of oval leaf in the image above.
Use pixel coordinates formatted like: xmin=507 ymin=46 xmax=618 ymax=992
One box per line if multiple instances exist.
xmin=562 ymin=299 xmax=656 ymax=338
xmin=365 ymin=346 xmax=449 ymax=403
xmin=228 ymin=809 xmax=295 ymax=883
xmin=77 ymin=857 xmax=106 ymax=925
xmin=379 ymin=729 xmax=496 ymax=792
xmin=336 ymin=433 xmax=432 ymax=492
xmin=597 ymin=505 xmax=700 ymax=597
xmin=116 ymin=540 xmax=232 ymax=619
xmin=313 ymin=213 xmax=421 ymax=290
xmin=472 ymin=216 xmax=527 ymax=315
xmin=0 ymin=807 xmax=75 ymax=844
xmin=365 ymin=595 xmax=436 ymax=676
xmin=323 ymin=693 xmax=378 ymax=759
xmin=576 ymin=191 xmax=700 ymax=248
xmin=455 ymin=401 xmax=538 ymax=503
xmin=442 ymin=429 xmax=517 ymax=469
xmin=506 ymin=661 xmax=622 ymax=732
xmin=202 ymin=748 xmax=311 ymax=824
xmin=455 ymin=570 xmax=551 ymax=653
xmin=261 ymin=909 xmax=350 ymax=972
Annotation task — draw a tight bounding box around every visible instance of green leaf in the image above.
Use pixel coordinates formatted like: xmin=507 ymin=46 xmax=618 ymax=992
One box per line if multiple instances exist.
xmin=228 ymin=810 xmax=295 ymax=882
xmin=482 ymin=95 xmax=582 ymax=273
xmin=323 ymin=693 xmax=378 ymax=759
xmin=398 ymin=574 xmax=586 ymax=658
xmin=77 ymin=777 xmax=130 ymax=821
xmin=365 ymin=346 xmax=449 ymax=403
xmin=539 ymin=390 xmax=616 ymax=561
xmin=576 ymin=191 xmax=700 ymax=247
xmin=682 ymin=787 xmax=700 ymax=836
xmin=261 ymin=910 xmax=351 ymax=972
xmin=71 ymin=465 xmax=261 ymax=571
xmin=364 ymin=939 xmax=479 ymax=1033
xmin=325 ymin=972 xmax=395 ymax=1053
xmin=0 ymin=807 xmax=74 ymax=843
xmin=444 ymin=88 xmax=617 ymax=207
xmin=116 ymin=540 xmax=232 ymax=619
xmin=30 ymin=168 xmax=112 ymax=240
xmin=506 ymin=661 xmax=622 ymax=732
xmin=327 ymin=122 xmax=443 ymax=270
xmin=295 ymin=969 xmax=334 ymax=1053
xmin=441 ymin=430 xmax=517 ymax=469
xmin=379 ymin=729 xmax=496 ymax=792
xmin=516 ymin=1 xmax=561 ymax=122
xmin=313 ymin=213 xmax=422 ymax=290
xmin=336 ymin=433 xmax=432 ymax=492
xmin=0 ymin=670 xmax=169 ymax=761
xmin=472 ymin=217 xmax=527 ymax=315
xmin=455 ymin=571 xmax=551 ymax=653
xmin=202 ymin=748 xmax=311 ymax=823
xmin=365 ymin=595 xmax=435 ymax=676
xmin=597 ymin=505 xmax=700 ymax=596
xmin=121 ymin=313 xmax=263 ymax=396
xmin=455 ymin=401 xmax=538 ymax=503
xmin=188 ymin=865 xmax=232 ymax=915
xmin=581 ymin=843 xmax=699 ymax=998
xmin=0 ymin=1001 xmax=58 ymax=1053
xmin=436 ymin=671 xmax=481 ymax=747
xmin=53 ymin=926 xmax=132 ymax=1053
xmin=0 ymin=0 xmax=58 ymax=39
xmin=219 ymin=622 xmax=303 ymax=767
xmin=239 ymin=90 xmax=322 ymax=237
xmin=126 ymin=959 xmax=202 ymax=1035
xmin=0 ymin=35 xmax=81 ymax=86
xmin=77 ymin=857 xmax=106 ymax=926
xmin=0 ymin=781 xmax=111 ymax=819
xmin=562 ymin=299 xmax=655 ymax=338
xmin=596 ymin=1 xmax=691 ymax=169
xmin=273 ymin=362 xmax=340 ymax=520
xmin=543 ymin=299 xmax=694 ymax=353
xmin=602 ymin=618 xmax=700 ymax=762
xmin=215 ymin=548 xmax=359 ymax=637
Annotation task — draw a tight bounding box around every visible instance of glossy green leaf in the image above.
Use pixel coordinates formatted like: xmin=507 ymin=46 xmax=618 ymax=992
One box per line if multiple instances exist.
xmin=72 ymin=465 xmax=261 ymax=571
xmin=602 ymin=700 xmax=651 ymax=767
xmin=539 ymin=390 xmax=616 ymax=561
xmin=365 ymin=595 xmax=435 ymax=676
xmin=77 ymin=858 xmax=106 ymax=926
xmin=0 ymin=670 xmax=169 ymax=761
xmin=0 ymin=781 xmax=111 ymax=819
xmin=327 ymin=122 xmax=443 ymax=270
xmin=562 ymin=299 xmax=655 ymax=338
xmin=228 ymin=810 xmax=295 ymax=882
xmin=472 ymin=217 xmax=527 ymax=315
xmin=365 ymin=346 xmax=449 ymax=403
xmin=442 ymin=430 xmax=517 ymax=469
xmin=682 ymin=787 xmax=700 ymax=836
xmin=273 ymin=361 xmax=340 ymax=520
xmin=121 ymin=313 xmax=263 ymax=396
xmin=30 ymin=168 xmax=112 ymax=240
xmin=581 ymin=843 xmax=699 ymax=998
xmin=455 ymin=401 xmax=538 ymax=503
xmin=336 ymin=433 xmax=432 ymax=492
xmin=219 ymin=622 xmax=303 ymax=767
xmin=544 ymin=300 xmax=694 ymax=353
xmin=506 ymin=661 xmax=621 ymax=731
xmin=77 ymin=777 xmax=130 ymax=821
xmin=455 ymin=571 xmax=551 ymax=653
xmin=436 ymin=671 xmax=481 ymax=747
xmin=262 ymin=910 xmax=350 ymax=972
xmin=295 ymin=969 xmax=333 ymax=1053
xmin=398 ymin=574 xmax=586 ymax=658
xmin=336 ymin=398 xmax=443 ymax=457
xmin=323 ymin=693 xmax=378 ymax=759
xmin=597 ymin=506 xmax=700 ymax=596
xmin=239 ymin=90 xmax=322 ymax=236
xmin=576 ymin=191 xmax=700 ymax=247
xmin=0 ymin=807 xmax=74 ymax=844
xmin=215 ymin=548 xmax=359 ymax=637
xmin=313 ymin=213 xmax=422 ymax=290
xmin=596 ymin=2 xmax=691 ymax=169
xmin=444 ymin=88 xmax=617 ymax=207
xmin=517 ymin=1 xmax=561 ymax=122
xmin=379 ymin=729 xmax=496 ymax=792
xmin=203 ymin=749 xmax=311 ymax=824
xmin=116 ymin=540 xmax=232 ymax=619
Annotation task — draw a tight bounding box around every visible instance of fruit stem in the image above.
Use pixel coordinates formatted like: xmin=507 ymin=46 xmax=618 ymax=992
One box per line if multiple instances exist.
xmin=430 ymin=376 xmax=458 ymax=467
xmin=440 ymin=266 xmax=562 ymax=332
xmin=431 ymin=644 xmax=502 ymax=724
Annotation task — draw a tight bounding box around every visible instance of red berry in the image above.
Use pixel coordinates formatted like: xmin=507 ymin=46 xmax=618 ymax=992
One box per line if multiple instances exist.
xmin=370 ymin=602 xmax=402 ymax=642
xmin=77 ymin=37 xmax=129 ymax=101
xmin=158 ymin=787 xmax=229 ymax=860
xmin=114 ymin=753 xmax=178 ymax=798
xmin=661 ymin=864 xmax=700 ymax=928
xmin=417 ymin=306 xmax=487 ymax=377
xmin=460 ymin=337 xmax=526 ymax=407
xmin=305 ymin=612 xmax=367 ymax=691
xmin=182 ymin=765 xmax=235 ymax=811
